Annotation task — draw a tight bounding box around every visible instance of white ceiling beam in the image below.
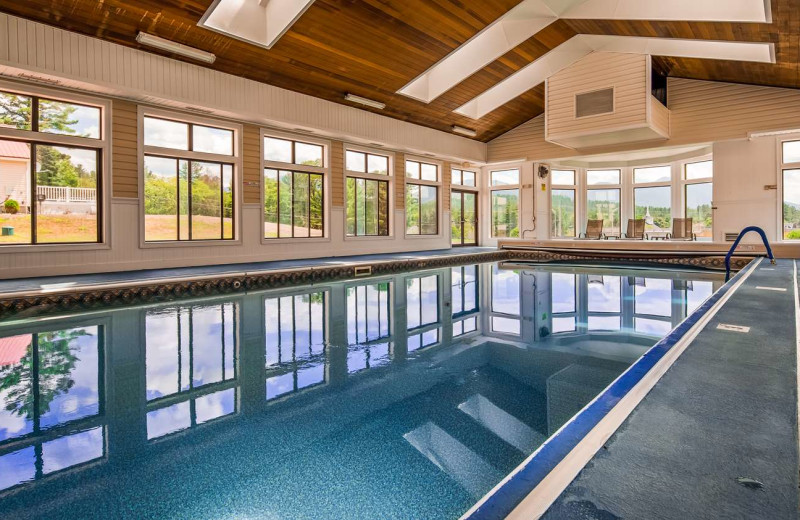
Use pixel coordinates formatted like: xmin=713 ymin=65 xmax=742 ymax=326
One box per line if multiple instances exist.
xmin=454 ymin=35 xmax=775 ymax=120
xmin=561 ymin=0 xmax=771 ymax=23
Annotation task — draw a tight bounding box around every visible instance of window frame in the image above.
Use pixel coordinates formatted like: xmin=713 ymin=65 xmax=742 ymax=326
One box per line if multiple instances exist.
xmin=0 ymin=79 xmax=110 ymax=252
xmin=138 ymin=106 xmax=242 ymax=248
xmin=404 ymin=156 xmax=442 ymax=238
xmin=681 ymin=157 xmax=714 ymax=242
xmin=344 ymin=144 xmax=394 ymax=240
xmin=585 ymin=168 xmax=622 ymax=237
xmin=489 ymin=167 xmax=521 ymax=239
xmin=632 ymin=164 xmax=673 ymax=238
xmin=550 ymin=169 xmax=577 ymax=239
xmin=261 ymin=128 xmax=330 ymax=244
xmin=451 ymin=168 xmax=478 ymax=189
xmin=780 ymin=137 xmax=800 ymax=242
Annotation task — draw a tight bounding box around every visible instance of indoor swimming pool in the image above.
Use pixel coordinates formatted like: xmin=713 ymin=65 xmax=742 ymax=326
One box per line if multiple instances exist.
xmin=0 ymin=262 xmax=725 ymax=519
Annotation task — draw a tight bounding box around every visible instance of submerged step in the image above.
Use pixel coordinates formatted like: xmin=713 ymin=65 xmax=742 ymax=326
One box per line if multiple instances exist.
xmin=458 ymin=394 xmax=546 ymax=453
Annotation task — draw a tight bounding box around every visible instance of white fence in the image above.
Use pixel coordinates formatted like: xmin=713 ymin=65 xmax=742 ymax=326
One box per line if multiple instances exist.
xmin=36 ymin=186 xmax=97 ymax=202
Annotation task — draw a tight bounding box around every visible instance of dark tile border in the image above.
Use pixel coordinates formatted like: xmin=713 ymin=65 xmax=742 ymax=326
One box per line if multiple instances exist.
xmin=0 ymin=249 xmax=754 ymax=318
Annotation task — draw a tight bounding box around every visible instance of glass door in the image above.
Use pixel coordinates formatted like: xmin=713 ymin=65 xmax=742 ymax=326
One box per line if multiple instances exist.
xmin=451 ymin=190 xmax=477 ymax=246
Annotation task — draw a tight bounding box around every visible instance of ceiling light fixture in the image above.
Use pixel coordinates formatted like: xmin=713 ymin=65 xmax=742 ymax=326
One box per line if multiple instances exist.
xmin=452 ymin=125 xmax=477 ymax=137
xmin=136 ymin=32 xmax=216 ymax=64
xmin=344 ymin=93 xmax=385 ymax=110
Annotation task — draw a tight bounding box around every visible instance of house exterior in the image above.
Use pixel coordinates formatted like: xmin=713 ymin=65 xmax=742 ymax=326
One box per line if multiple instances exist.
xmin=0 ymin=140 xmax=30 ymax=213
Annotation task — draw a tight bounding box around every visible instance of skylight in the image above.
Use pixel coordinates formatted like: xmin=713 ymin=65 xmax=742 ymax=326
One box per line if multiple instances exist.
xmin=198 ymin=0 xmax=315 ymax=50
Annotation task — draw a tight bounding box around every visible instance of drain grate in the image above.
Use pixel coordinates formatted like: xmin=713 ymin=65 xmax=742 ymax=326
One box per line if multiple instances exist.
xmin=717 ymin=324 xmax=751 ymax=333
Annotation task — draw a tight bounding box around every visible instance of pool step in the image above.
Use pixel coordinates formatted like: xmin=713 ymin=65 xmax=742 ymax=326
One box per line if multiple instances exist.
xmin=458 ymin=394 xmax=546 ymax=453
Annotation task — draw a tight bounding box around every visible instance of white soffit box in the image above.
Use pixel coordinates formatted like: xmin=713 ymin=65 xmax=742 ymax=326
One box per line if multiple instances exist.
xmin=199 ymin=0 xmax=315 ymax=50
xmin=397 ymin=0 xmax=769 ymax=104
xmin=455 ymin=35 xmax=775 ymax=120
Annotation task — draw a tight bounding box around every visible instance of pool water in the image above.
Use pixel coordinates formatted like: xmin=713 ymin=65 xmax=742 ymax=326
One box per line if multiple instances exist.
xmin=0 ymin=262 xmax=724 ymax=519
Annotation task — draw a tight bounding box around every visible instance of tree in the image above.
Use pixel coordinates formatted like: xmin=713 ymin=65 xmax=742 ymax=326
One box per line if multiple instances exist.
xmin=0 ymin=94 xmax=81 ymax=134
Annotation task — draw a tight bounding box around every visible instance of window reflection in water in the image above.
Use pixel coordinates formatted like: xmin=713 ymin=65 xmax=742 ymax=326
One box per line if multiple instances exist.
xmin=347 ymin=281 xmax=392 ymax=373
xmin=453 ymin=316 xmax=478 ymax=338
xmin=145 ymin=304 xmax=237 ymax=439
xmin=408 ymin=329 xmax=440 ymax=352
xmin=406 ymin=275 xmax=439 ymax=330
xmin=265 ymin=292 xmax=326 ymax=400
xmin=491 ymin=265 xmax=521 ymax=335
xmin=452 ymin=266 xmax=478 ymax=317
xmin=0 ymin=325 xmax=104 ymax=491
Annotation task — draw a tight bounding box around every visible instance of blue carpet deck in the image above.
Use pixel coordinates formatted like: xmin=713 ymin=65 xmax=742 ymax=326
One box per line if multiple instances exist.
xmin=0 ymin=247 xmax=495 ymax=295
xmin=543 ymin=259 xmax=799 ymax=520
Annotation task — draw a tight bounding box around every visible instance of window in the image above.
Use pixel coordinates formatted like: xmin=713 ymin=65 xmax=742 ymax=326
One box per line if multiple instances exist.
xmin=490 ymin=169 xmax=520 ymax=238
xmin=551 ymin=169 xmax=575 ymax=238
xmin=633 ymin=166 xmax=672 ymax=235
xmin=265 ymin=137 xmax=323 ymax=167
xmin=684 ymin=160 xmax=713 ymax=241
xmin=265 ymin=290 xmax=327 ymax=400
xmin=783 ymin=142 xmax=800 ymax=240
xmin=143 ymin=116 xmax=235 ymax=242
xmin=346 ymin=149 xmax=391 ymax=237
xmin=586 ymin=169 xmax=620 ymax=185
xmin=405 ymin=160 xmax=439 ymax=236
xmin=490 ymin=264 xmax=521 ymax=335
xmin=0 ymin=88 xmax=104 ymax=246
xmin=406 ymin=275 xmax=439 ymax=330
xmin=586 ymin=188 xmax=621 ymax=237
xmin=452 ymin=168 xmax=476 ymax=187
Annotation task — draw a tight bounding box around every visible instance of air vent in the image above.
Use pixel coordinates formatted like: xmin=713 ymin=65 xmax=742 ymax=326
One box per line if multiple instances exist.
xmin=575 ymin=88 xmax=614 ymax=118
xmin=724 ymin=232 xmax=740 ymax=242
xmin=354 ymin=266 xmax=372 ymax=277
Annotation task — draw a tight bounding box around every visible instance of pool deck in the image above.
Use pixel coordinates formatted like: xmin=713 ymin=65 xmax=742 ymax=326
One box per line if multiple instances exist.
xmin=0 ymin=247 xmax=497 ymax=296
xmin=543 ymin=259 xmax=799 ymax=520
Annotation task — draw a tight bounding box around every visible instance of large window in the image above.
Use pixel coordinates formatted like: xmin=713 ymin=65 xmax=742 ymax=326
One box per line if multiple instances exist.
xmin=684 ymin=160 xmax=713 ymax=241
xmin=782 ymin=141 xmax=800 ymax=240
xmin=586 ymin=169 xmax=621 ymax=236
xmin=451 ymin=168 xmax=476 ymax=187
xmin=551 ymin=169 xmax=575 ymax=238
xmin=264 ymin=135 xmax=326 ymax=239
xmin=406 ymin=159 xmax=439 ymax=235
xmin=346 ymin=149 xmax=390 ymax=237
xmin=490 ymin=169 xmax=520 ymax=238
xmin=0 ymin=88 xmax=104 ymax=245
xmin=633 ymin=165 xmax=672 ymax=235
xmin=143 ymin=116 xmax=235 ymax=242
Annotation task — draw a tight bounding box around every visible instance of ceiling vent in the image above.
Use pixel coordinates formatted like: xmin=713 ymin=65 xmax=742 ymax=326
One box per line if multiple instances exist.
xmin=575 ymin=88 xmax=614 ymax=118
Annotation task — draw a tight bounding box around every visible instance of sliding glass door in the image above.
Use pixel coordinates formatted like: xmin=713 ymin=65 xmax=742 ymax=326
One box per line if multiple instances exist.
xmin=451 ymin=190 xmax=477 ymax=246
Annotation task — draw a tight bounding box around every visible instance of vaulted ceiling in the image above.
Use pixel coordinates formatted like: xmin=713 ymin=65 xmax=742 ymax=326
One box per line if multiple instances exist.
xmin=1 ymin=0 xmax=798 ymax=142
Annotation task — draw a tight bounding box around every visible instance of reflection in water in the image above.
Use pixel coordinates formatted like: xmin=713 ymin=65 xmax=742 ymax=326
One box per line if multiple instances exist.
xmin=0 ymin=262 xmax=725 ymax=518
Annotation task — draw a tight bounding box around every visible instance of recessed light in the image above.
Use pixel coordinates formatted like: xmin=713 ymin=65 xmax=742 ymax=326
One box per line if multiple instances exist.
xmin=452 ymin=125 xmax=477 ymax=137
xmin=344 ymin=93 xmax=386 ymax=110
xmin=136 ymin=32 xmax=216 ymax=64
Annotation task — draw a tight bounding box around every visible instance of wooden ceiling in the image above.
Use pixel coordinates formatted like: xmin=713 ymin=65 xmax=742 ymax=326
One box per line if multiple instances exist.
xmin=1 ymin=0 xmax=798 ymax=142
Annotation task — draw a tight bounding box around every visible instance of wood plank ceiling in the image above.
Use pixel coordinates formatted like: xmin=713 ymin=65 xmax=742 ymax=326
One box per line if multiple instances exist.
xmin=0 ymin=0 xmax=797 ymax=142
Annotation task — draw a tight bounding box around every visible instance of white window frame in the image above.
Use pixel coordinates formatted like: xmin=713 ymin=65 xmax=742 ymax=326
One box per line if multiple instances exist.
xmin=488 ymin=167 xmax=522 ymax=239
xmin=549 ymin=168 xmax=577 ymax=239
xmin=0 ymin=78 xmax=111 ymax=253
xmin=632 ymin=164 xmax=673 ymax=238
xmin=138 ymin=106 xmax=242 ymax=248
xmin=404 ymin=156 xmax=443 ymax=239
xmin=680 ymin=156 xmax=714 ymax=242
xmin=260 ymin=128 xmax=331 ymax=244
xmin=778 ymin=137 xmax=800 ymax=242
xmin=585 ymin=168 xmax=622 ymax=237
xmin=344 ymin=144 xmax=394 ymax=241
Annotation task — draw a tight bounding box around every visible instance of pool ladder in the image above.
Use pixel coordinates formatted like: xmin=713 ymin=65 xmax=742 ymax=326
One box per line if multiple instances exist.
xmin=725 ymin=226 xmax=775 ymax=281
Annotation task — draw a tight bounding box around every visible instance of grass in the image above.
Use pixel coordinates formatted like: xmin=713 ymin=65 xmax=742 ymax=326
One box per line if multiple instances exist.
xmin=0 ymin=214 xmax=97 ymax=244
xmin=145 ymin=215 xmax=233 ymax=241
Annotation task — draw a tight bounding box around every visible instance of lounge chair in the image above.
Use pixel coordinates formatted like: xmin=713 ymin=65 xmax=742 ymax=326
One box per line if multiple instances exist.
xmin=622 ymin=218 xmax=645 ymax=240
xmin=667 ymin=218 xmax=696 ymax=241
xmin=579 ymin=219 xmax=604 ymax=240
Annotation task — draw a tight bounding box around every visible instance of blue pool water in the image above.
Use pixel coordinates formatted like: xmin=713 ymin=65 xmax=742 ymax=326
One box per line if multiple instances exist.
xmin=0 ymin=262 xmax=724 ymax=519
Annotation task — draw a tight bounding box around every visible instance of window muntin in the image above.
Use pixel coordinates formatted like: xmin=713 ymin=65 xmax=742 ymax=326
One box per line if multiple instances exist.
xmin=264 ymin=137 xmax=323 ymax=167
xmin=347 ymin=177 xmax=389 ymax=236
xmin=633 ymin=165 xmax=671 ymax=184
xmin=551 ymin=169 xmax=575 ymax=185
xmin=586 ymin=188 xmax=621 ymax=236
xmin=452 ymin=168 xmax=476 ymax=187
xmin=405 ymin=184 xmax=438 ymax=235
xmin=587 ymin=169 xmax=620 ymax=185
xmin=685 ymin=160 xmax=713 ymax=180
xmin=783 ymin=169 xmax=800 ymax=240
xmin=491 ymin=169 xmax=519 ymax=186
xmin=144 ymin=156 xmax=234 ymax=242
xmin=263 ymin=169 xmax=324 ymax=239
xmin=551 ymin=189 xmax=576 ymax=238
xmin=406 ymin=160 xmax=438 ymax=182
xmin=491 ymin=189 xmax=519 ymax=238
xmin=346 ymin=150 xmax=389 ymax=175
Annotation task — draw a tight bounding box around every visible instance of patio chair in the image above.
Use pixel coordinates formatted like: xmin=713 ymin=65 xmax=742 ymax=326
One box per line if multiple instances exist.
xmin=667 ymin=218 xmax=696 ymax=241
xmin=622 ymin=218 xmax=645 ymax=240
xmin=578 ymin=219 xmax=605 ymax=240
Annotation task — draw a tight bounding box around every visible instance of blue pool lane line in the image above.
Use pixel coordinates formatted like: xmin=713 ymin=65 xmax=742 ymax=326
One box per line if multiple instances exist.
xmin=465 ymin=259 xmax=759 ymax=520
